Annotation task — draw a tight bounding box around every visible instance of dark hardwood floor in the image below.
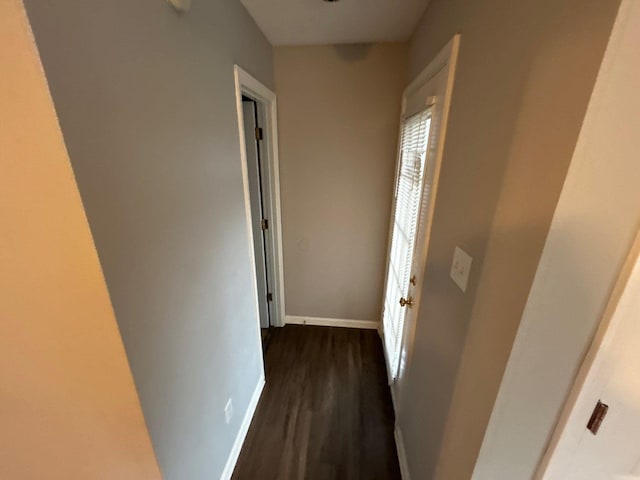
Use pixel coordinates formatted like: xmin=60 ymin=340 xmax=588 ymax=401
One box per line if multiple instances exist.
xmin=233 ymin=325 xmax=401 ymax=480
xmin=261 ymin=327 xmax=274 ymax=352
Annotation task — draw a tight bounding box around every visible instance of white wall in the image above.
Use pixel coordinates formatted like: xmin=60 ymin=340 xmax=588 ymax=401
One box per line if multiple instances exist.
xmin=274 ymin=44 xmax=407 ymax=322
xmin=22 ymin=0 xmax=274 ymax=478
xmin=0 ymin=1 xmax=160 ymax=477
xmin=473 ymin=1 xmax=640 ymax=477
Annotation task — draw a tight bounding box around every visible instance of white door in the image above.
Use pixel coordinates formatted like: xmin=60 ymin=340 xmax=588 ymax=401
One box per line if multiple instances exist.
xmin=382 ymin=110 xmax=433 ymax=379
xmin=242 ymin=97 xmax=272 ymax=329
xmin=536 ymin=230 xmax=640 ymax=480
xmin=381 ymin=36 xmax=460 ymax=383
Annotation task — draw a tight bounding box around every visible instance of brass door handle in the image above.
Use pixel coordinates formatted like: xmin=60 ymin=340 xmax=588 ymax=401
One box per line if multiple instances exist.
xmin=399 ymin=296 xmax=413 ymax=307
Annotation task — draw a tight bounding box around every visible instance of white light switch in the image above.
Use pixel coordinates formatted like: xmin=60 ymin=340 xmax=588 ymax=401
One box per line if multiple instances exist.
xmin=450 ymin=246 xmax=472 ymax=292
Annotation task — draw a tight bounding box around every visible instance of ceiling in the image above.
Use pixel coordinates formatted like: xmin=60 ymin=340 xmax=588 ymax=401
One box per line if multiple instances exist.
xmin=240 ymin=0 xmax=431 ymax=46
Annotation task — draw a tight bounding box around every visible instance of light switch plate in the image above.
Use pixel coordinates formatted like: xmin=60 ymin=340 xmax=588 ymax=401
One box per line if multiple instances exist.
xmin=450 ymin=246 xmax=472 ymax=292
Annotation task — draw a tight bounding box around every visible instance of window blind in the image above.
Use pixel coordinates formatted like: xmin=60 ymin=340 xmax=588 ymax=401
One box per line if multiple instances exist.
xmin=383 ymin=110 xmax=432 ymax=379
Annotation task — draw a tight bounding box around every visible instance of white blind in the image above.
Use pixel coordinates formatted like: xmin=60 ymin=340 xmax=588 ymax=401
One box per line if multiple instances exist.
xmin=383 ymin=110 xmax=432 ymax=379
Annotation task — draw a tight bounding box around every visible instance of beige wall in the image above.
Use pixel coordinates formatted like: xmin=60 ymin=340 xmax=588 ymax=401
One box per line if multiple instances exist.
xmin=0 ymin=1 xmax=160 ymax=478
xmin=23 ymin=0 xmax=274 ymax=477
xmin=474 ymin=1 xmax=640 ymax=476
xmin=396 ymin=0 xmax=621 ymax=479
xmin=274 ymin=44 xmax=407 ymax=322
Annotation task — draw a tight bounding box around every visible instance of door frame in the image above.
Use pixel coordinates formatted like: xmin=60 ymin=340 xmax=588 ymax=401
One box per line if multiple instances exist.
xmin=234 ymin=65 xmax=286 ymax=328
xmin=381 ymin=34 xmax=460 ymax=393
xmin=534 ymin=226 xmax=640 ymax=479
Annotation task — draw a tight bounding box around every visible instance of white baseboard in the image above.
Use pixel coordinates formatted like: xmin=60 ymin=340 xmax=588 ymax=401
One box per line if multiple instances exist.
xmin=395 ymin=423 xmax=411 ymax=480
xmin=285 ymin=315 xmax=379 ymax=330
xmin=220 ymin=375 xmax=265 ymax=480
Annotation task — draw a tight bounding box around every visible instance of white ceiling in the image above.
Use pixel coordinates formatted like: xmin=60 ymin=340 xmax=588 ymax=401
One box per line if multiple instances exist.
xmin=240 ymin=0 xmax=431 ymax=46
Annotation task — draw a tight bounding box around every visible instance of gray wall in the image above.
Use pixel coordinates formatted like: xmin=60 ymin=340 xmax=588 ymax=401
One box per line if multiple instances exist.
xmin=23 ymin=1 xmax=273 ymax=479
xmin=274 ymin=44 xmax=407 ymax=322
xmin=394 ymin=0 xmax=621 ymax=479
xmin=1 ymin=1 xmax=160 ymax=477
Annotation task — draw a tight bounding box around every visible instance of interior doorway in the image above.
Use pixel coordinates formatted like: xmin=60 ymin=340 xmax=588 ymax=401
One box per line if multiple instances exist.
xmin=241 ymin=96 xmax=274 ymax=344
xmin=234 ymin=66 xmax=286 ymax=354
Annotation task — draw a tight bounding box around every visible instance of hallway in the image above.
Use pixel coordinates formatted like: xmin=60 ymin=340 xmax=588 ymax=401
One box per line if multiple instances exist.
xmin=5 ymin=0 xmax=637 ymax=478
xmin=233 ymin=326 xmax=400 ymax=480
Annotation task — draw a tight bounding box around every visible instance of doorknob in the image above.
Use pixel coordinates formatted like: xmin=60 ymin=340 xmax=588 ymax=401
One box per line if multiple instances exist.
xmin=399 ymin=296 xmax=413 ymax=307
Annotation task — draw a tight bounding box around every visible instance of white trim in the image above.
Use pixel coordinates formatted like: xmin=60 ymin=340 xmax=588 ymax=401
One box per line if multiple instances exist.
xmin=395 ymin=423 xmax=412 ymax=480
xmin=234 ymin=65 xmax=286 ymax=328
xmin=535 ymin=230 xmax=640 ymax=478
xmin=220 ymin=375 xmax=265 ymax=480
xmin=404 ymin=41 xmax=455 ymax=106
xmin=285 ymin=315 xmax=379 ymax=330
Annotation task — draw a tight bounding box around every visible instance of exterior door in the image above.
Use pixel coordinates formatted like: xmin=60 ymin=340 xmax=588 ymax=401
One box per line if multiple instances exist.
xmin=380 ymin=38 xmax=460 ymax=393
xmin=536 ymin=230 xmax=640 ymax=480
xmin=382 ymin=110 xmax=433 ymax=379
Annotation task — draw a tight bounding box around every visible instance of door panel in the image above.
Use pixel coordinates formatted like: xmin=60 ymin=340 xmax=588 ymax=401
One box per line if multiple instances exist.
xmin=382 ymin=112 xmax=432 ymax=379
xmin=254 ymin=101 xmax=276 ymax=328
xmin=381 ymin=61 xmax=454 ymax=385
xmin=242 ymin=100 xmax=270 ymax=329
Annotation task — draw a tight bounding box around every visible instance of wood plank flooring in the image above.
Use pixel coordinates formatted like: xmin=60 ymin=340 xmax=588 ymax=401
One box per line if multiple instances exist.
xmin=233 ymin=325 xmax=401 ymax=480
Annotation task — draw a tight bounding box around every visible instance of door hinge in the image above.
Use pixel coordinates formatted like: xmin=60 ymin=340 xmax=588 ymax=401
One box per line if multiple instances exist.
xmin=261 ymin=218 xmax=269 ymax=231
xmin=587 ymin=400 xmax=609 ymax=435
xmin=255 ymin=127 xmax=263 ymax=141
xmin=267 ymin=293 xmax=273 ymax=302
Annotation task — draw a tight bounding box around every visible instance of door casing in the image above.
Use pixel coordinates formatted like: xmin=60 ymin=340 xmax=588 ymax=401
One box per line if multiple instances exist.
xmin=381 ymin=35 xmax=461 ymax=409
xmin=234 ymin=66 xmax=286 ymax=332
